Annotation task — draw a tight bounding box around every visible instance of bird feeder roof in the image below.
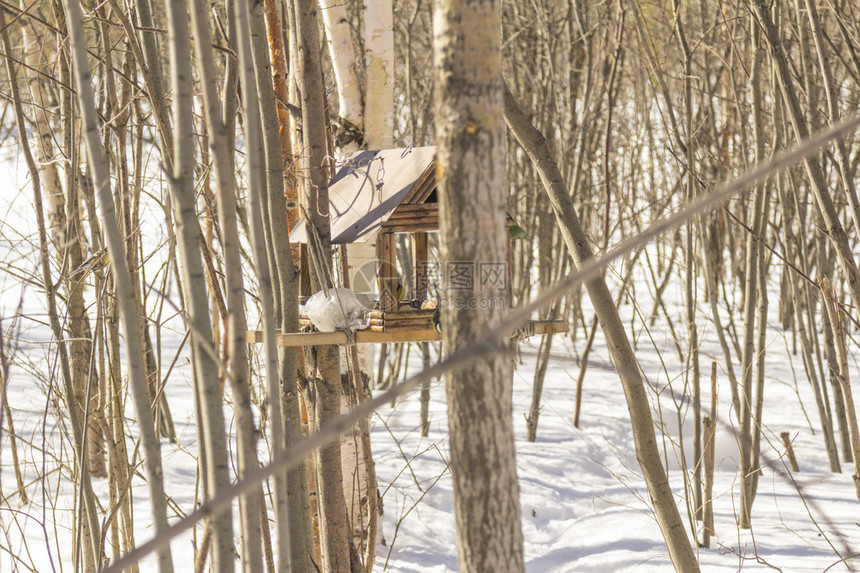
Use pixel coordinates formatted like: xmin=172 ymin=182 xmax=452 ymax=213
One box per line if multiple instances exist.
xmin=289 ymin=146 xmax=437 ymax=244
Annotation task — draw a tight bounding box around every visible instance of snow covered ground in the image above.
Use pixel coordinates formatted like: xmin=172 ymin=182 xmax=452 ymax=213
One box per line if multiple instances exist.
xmin=374 ymin=331 xmax=860 ymax=572
xmin=370 ymin=269 xmax=860 ymax=571
xmin=5 ymin=279 xmax=859 ymax=572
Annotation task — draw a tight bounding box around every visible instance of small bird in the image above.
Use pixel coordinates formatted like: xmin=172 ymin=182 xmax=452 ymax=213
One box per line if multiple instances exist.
xmin=69 ymin=248 xmax=109 ymax=278
xmin=432 ymin=295 xmax=442 ymax=334
xmin=508 ymin=222 xmax=529 ymax=240
xmin=507 ymin=213 xmax=529 ymax=240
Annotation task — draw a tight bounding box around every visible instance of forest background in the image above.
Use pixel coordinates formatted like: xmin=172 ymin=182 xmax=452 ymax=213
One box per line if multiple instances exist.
xmin=2 ymin=0 xmax=860 ymax=571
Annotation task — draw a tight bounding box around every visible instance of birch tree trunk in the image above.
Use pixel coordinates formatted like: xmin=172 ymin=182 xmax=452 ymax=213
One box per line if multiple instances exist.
xmin=21 ymin=0 xmax=105 ymax=480
xmin=320 ymin=2 xmax=396 ymax=566
xmin=434 ymin=2 xmax=525 ymax=571
xmin=320 ymin=0 xmax=363 ymax=146
xmin=365 ymin=0 xmax=394 ymax=149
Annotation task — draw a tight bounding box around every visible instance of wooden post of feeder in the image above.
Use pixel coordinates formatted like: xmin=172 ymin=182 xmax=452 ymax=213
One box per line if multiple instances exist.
xmin=300 ymin=243 xmax=311 ymax=297
xmin=377 ymin=230 xmax=398 ymax=312
xmin=414 ymin=232 xmax=429 ymax=299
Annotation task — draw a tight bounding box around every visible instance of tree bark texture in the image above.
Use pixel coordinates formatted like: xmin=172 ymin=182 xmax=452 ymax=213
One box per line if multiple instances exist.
xmin=320 ymin=0 xmax=363 ymax=139
xmin=262 ymin=1 xmax=318 ymax=569
xmin=294 ymin=0 xmax=356 ymax=570
xmin=434 ymin=2 xmax=525 ymax=571
xmin=364 ymin=0 xmax=394 ymax=149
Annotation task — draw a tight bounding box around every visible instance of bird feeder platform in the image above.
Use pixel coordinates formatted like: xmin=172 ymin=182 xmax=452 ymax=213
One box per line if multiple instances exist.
xmin=270 ymin=145 xmax=558 ymax=348
xmin=246 ymin=317 xmax=568 ymax=347
xmin=296 ymin=307 xmax=440 ymax=333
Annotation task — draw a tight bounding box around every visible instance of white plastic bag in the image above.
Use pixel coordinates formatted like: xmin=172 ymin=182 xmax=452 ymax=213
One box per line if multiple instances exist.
xmin=301 ymin=288 xmax=370 ymax=332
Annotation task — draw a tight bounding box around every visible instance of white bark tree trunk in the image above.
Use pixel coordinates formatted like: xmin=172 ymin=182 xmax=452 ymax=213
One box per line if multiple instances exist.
xmin=315 ymin=4 xmax=392 ymax=566
xmin=364 ymin=0 xmax=394 ymax=149
xmin=320 ymin=0 xmax=363 ymax=141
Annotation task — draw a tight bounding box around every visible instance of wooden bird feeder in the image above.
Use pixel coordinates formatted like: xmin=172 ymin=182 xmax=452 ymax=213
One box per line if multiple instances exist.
xmin=251 ymin=146 xmax=567 ymax=346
